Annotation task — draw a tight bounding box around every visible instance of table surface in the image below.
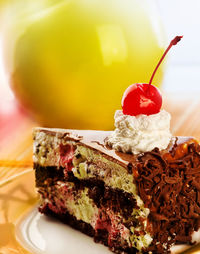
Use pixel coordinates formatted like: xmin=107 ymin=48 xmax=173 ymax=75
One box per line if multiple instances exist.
xmin=1 ymin=93 xmax=200 ymax=254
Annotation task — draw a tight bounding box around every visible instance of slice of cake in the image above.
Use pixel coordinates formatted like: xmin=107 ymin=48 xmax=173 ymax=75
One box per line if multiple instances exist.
xmin=33 ymin=127 xmax=200 ymax=253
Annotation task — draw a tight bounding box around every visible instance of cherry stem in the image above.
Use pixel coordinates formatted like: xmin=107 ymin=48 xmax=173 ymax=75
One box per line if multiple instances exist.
xmin=148 ymin=35 xmax=183 ymax=85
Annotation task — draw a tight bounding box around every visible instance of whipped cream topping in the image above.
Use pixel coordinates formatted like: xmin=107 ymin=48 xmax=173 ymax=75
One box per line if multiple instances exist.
xmin=106 ymin=110 xmax=172 ymax=154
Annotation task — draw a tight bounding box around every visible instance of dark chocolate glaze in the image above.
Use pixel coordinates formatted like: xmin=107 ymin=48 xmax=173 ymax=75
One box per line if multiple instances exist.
xmin=34 ymin=127 xmax=196 ymax=168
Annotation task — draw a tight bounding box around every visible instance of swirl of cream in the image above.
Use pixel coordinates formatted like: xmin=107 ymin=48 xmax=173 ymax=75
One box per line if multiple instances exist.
xmin=106 ymin=110 xmax=172 ymax=154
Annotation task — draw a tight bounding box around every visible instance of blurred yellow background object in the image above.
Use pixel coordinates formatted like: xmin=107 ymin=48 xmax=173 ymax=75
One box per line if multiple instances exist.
xmin=1 ymin=0 xmax=165 ymax=129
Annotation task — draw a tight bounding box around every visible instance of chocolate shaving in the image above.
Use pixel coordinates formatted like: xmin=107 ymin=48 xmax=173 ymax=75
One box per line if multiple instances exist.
xmin=135 ymin=142 xmax=200 ymax=253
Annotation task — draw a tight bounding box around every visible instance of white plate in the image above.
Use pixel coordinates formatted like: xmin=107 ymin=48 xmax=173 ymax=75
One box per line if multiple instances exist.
xmin=16 ymin=207 xmax=200 ymax=254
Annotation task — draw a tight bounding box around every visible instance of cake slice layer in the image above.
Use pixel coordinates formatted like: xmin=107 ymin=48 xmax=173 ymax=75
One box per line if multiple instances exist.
xmin=33 ymin=128 xmax=200 ymax=253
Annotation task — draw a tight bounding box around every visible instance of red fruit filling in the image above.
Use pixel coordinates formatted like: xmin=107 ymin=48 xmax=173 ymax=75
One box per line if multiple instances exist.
xmin=59 ymin=144 xmax=75 ymax=173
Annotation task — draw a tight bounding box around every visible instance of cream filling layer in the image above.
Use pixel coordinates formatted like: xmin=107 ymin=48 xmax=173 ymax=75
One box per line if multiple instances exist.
xmin=72 ymin=145 xmax=149 ymax=220
xmin=33 ymin=130 xmax=61 ymax=167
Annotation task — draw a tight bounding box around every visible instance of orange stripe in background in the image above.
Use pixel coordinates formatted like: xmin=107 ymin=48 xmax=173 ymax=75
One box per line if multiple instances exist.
xmin=0 ymin=160 xmax=33 ymax=168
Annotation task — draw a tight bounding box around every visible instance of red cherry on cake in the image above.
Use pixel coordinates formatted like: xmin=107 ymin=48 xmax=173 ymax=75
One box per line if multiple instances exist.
xmin=122 ymin=36 xmax=183 ymax=116
xmin=122 ymin=83 xmax=162 ymax=116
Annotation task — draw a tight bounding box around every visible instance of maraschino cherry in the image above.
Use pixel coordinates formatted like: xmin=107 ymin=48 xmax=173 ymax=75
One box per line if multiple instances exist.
xmin=122 ymin=36 xmax=183 ymax=116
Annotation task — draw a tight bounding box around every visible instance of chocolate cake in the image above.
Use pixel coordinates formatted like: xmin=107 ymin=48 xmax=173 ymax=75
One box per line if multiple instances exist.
xmin=33 ymin=127 xmax=200 ymax=254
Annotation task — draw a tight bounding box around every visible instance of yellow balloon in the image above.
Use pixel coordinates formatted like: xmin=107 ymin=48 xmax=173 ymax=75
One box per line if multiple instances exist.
xmin=2 ymin=0 xmax=166 ymax=130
